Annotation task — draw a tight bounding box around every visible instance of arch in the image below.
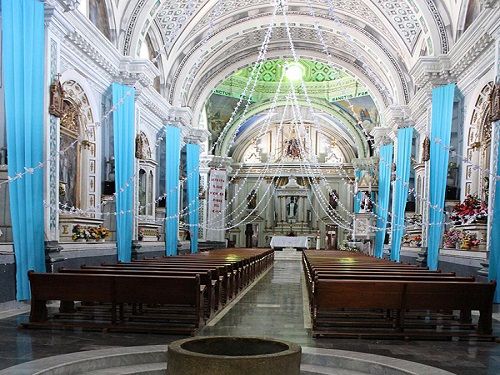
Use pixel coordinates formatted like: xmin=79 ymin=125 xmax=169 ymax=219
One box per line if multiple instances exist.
xmin=59 ymin=79 xmax=99 ymax=213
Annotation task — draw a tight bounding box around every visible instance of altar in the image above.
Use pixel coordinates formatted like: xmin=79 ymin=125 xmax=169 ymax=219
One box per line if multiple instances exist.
xmin=270 ymin=235 xmax=309 ymax=250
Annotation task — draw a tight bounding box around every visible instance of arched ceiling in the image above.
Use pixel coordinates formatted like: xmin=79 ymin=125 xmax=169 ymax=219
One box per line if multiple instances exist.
xmin=113 ymin=0 xmax=474 ymax=120
xmin=110 ymin=0 xmax=474 ymax=159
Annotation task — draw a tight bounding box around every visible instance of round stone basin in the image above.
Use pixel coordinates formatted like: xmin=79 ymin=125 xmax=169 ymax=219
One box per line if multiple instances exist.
xmin=166 ymin=336 xmax=301 ymax=375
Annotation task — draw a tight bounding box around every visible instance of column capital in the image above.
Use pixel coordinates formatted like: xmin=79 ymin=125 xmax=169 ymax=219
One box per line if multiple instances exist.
xmin=370 ymin=127 xmax=392 ymax=149
xmin=184 ymin=128 xmax=210 ymax=145
xmin=167 ymin=107 xmax=193 ymax=128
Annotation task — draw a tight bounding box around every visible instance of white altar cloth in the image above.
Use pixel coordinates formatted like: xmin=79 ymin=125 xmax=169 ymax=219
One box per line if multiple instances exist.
xmin=270 ymin=236 xmax=309 ymax=249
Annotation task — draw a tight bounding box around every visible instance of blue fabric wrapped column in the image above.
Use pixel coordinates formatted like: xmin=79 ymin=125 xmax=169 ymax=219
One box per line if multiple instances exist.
xmin=374 ymin=144 xmax=393 ymax=259
xmin=165 ymin=126 xmax=181 ymax=256
xmin=112 ymin=83 xmax=136 ymax=262
xmin=2 ymin=0 xmax=46 ymax=300
xmin=427 ymin=83 xmax=456 ymax=270
xmin=185 ymin=143 xmax=201 ymax=254
xmin=390 ymin=127 xmax=414 ymax=262
xmin=354 ymin=169 xmax=363 ymax=213
xmin=488 ymin=119 xmax=500 ymax=301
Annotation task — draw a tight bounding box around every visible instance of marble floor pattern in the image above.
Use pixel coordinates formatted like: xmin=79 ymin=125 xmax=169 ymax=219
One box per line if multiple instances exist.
xmin=0 ymin=259 xmax=499 ymax=374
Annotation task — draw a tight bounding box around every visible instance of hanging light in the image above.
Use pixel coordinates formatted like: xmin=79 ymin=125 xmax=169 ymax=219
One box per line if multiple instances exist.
xmin=285 ymin=63 xmax=304 ymax=81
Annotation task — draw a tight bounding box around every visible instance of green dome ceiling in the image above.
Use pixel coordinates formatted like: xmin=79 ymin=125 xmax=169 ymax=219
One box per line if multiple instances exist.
xmin=212 ymin=58 xmax=370 ymax=103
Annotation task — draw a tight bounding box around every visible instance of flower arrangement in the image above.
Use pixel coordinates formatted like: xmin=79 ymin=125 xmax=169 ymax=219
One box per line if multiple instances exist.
xmin=450 ymin=195 xmax=488 ymax=225
xmin=72 ymin=225 xmax=109 ymax=241
xmin=442 ymin=229 xmax=462 ymax=248
xmin=72 ymin=224 xmax=87 ymax=241
xmin=461 ymin=231 xmax=480 ymax=250
xmin=402 ymin=233 xmax=422 ymax=247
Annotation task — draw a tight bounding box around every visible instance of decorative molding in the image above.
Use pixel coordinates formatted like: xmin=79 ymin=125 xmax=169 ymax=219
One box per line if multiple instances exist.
xmin=184 ymin=128 xmax=210 ymax=144
xmin=59 ymin=0 xmax=80 ymax=12
xmin=168 ymin=107 xmax=193 ymax=128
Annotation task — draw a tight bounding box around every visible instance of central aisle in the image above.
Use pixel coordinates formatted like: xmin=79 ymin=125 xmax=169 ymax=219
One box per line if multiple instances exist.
xmin=200 ymin=259 xmax=312 ymax=344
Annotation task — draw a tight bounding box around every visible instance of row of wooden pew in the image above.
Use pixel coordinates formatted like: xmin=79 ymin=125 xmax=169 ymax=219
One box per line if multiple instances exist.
xmin=24 ymin=248 xmax=274 ymax=334
xmin=303 ymin=250 xmax=496 ymax=340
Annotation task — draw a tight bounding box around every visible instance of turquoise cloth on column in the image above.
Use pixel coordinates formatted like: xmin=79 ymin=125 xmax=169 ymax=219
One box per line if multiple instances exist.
xmin=112 ymin=83 xmax=135 ymax=262
xmin=354 ymin=169 xmax=362 ymax=213
xmin=2 ymin=0 xmax=46 ymax=300
xmin=488 ymin=121 xmax=500 ymax=302
xmin=186 ymin=143 xmax=201 ymax=254
xmin=165 ymin=126 xmax=181 ymax=256
xmin=427 ymin=83 xmax=456 ymax=270
xmin=374 ymin=144 xmax=393 ymax=259
xmin=390 ymin=127 xmax=414 ymax=262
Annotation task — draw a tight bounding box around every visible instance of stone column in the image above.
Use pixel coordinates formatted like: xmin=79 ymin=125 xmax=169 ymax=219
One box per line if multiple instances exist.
xmin=281 ymin=196 xmax=287 ymax=222
xmin=264 ymin=178 xmax=274 ymax=229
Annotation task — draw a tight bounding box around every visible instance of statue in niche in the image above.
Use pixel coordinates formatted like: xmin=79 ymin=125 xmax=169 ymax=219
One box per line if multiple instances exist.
xmin=49 ymin=75 xmax=65 ymax=118
xmin=247 ymin=190 xmax=257 ymax=209
xmin=329 ymin=190 xmax=338 ymax=210
xmin=287 ymin=196 xmax=298 ymax=220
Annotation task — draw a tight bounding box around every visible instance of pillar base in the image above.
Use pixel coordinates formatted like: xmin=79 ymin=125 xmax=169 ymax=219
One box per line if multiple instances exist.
xmin=131 ymin=240 xmax=142 ymax=260
xmin=44 ymin=240 xmax=65 ymax=273
xmin=416 ymin=246 xmax=428 ymax=268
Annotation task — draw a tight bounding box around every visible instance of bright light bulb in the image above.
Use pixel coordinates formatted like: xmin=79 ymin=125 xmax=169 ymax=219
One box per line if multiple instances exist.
xmin=285 ymin=64 xmax=303 ymax=81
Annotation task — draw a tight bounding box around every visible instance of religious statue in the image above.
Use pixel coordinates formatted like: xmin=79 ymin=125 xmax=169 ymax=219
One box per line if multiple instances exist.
xmin=49 ymin=75 xmax=65 ymax=118
xmin=421 ymin=136 xmax=430 ymax=162
xmin=359 ymin=192 xmax=373 ymax=213
xmin=247 ymin=190 xmax=257 ymax=209
xmin=287 ymin=196 xmax=298 ymax=220
xmin=135 ymin=134 xmax=145 ymax=159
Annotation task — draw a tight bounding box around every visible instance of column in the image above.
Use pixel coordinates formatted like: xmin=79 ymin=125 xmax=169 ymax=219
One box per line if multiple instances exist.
xmin=112 ymin=83 xmax=136 ymax=262
xmin=281 ymin=196 xmax=287 ymax=222
xmin=2 ymin=0 xmax=47 ymax=300
xmin=264 ymin=178 xmax=274 ymax=229
xmin=487 ymin=31 xmax=500 ymax=301
xmin=185 ymin=142 xmax=200 ymax=254
xmin=165 ymin=125 xmax=181 ymax=256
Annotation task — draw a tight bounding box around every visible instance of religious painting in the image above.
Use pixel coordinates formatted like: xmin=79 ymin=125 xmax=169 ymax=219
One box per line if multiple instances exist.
xmin=206 ymin=94 xmax=239 ymax=138
xmin=328 ymin=190 xmax=338 ymax=210
xmin=285 ymin=138 xmax=301 ymax=158
xmin=333 ymin=94 xmax=379 ymax=129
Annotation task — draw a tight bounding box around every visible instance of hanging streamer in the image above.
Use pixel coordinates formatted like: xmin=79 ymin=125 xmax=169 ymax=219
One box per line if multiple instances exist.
xmin=186 ymin=143 xmax=201 ymax=253
xmin=2 ymin=0 xmax=46 ymax=300
xmin=374 ymin=144 xmax=393 ymax=258
xmin=112 ymin=83 xmax=135 ymax=262
xmin=390 ymin=127 xmax=414 ymax=262
xmin=427 ymin=84 xmax=456 ymax=270
xmin=488 ymin=121 xmax=500 ymax=302
xmin=165 ymin=126 xmax=181 ymax=256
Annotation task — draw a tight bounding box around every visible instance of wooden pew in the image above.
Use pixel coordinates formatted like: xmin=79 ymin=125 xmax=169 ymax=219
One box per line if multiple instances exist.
xmin=25 ymin=271 xmax=205 ymax=334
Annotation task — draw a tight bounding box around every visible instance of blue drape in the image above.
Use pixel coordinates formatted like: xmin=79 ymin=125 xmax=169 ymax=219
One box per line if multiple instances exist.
xmin=2 ymin=0 xmax=46 ymax=300
xmin=112 ymin=83 xmax=135 ymax=262
xmin=489 ymin=121 xmax=500 ymax=302
xmin=165 ymin=126 xmax=181 ymax=256
xmin=186 ymin=143 xmax=200 ymax=254
xmin=427 ymin=83 xmax=455 ymax=270
xmin=374 ymin=144 xmax=393 ymax=259
xmin=354 ymin=169 xmax=362 ymax=213
xmin=390 ymin=127 xmax=414 ymax=262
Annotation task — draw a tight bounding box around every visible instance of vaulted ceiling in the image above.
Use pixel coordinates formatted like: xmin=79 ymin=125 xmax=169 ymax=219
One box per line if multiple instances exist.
xmin=98 ymin=0 xmax=478 ymax=153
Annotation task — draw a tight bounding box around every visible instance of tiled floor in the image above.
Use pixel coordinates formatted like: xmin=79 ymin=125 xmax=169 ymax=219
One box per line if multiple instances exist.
xmin=0 ymin=259 xmax=499 ymax=374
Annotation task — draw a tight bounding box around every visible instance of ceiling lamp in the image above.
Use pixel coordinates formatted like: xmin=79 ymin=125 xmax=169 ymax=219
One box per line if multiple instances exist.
xmin=285 ymin=63 xmax=304 ymax=81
